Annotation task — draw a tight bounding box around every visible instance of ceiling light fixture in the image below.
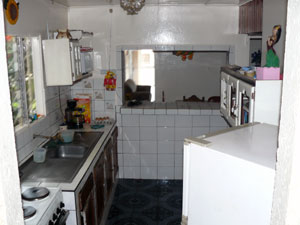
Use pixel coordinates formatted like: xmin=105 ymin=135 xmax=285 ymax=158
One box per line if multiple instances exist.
xmin=120 ymin=0 xmax=145 ymax=15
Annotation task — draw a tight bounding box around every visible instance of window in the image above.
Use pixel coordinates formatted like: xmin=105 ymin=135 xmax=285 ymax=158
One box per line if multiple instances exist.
xmin=6 ymin=36 xmax=45 ymax=128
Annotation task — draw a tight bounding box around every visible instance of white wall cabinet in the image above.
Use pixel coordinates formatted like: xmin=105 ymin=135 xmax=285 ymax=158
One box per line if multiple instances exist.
xmin=43 ymin=39 xmax=83 ymax=86
xmin=220 ymin=67 xmax=282 ymax=126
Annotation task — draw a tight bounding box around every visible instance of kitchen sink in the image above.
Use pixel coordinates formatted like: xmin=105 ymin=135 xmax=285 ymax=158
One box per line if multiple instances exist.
xmin=48 ymin=145 xmax=87 ymax=159
xmin=20 ymin=131 xmax=103 ymax=183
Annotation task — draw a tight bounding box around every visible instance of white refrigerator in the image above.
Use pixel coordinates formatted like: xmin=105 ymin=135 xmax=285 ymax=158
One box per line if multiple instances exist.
xmin=182 ymin=123 xmax=278 ymax=225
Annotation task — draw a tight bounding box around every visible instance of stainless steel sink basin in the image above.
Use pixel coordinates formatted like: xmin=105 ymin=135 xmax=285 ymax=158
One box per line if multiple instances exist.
xmin=48 ymin=145 xmax=87 ymax=159
xmin=20 ymin=131 xmax=104 ymax=183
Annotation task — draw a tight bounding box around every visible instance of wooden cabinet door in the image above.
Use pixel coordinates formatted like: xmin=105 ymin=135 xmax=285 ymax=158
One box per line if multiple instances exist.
xmin=104 ymin=139 xmax=114 ymax=198
xmin=112 ymin=127 xmax=118 ymax=180
xmin=239 ymin=0 xmax=263 ymax=34
xmin=93 ymin=153 xmax=106 ymax=224
xmin=79 ymin=174 xmax=96 ymax=225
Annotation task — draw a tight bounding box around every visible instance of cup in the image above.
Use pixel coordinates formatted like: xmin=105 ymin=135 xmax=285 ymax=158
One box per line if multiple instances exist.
xmin=33 ymin=148 xmax=47 ymax=163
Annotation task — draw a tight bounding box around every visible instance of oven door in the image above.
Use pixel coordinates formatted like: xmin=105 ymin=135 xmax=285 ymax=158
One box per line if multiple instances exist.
xmin=56 ymin=210 xmax=70 ymax=225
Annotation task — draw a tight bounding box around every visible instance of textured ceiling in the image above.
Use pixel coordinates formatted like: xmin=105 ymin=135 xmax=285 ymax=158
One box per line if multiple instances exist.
xmin=53 ymin=0 xmax=251 ymax=7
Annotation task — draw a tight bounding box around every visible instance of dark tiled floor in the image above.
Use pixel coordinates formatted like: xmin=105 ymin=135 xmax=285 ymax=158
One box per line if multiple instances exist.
xmin=106 ymin=179 xmax=183 ymax=225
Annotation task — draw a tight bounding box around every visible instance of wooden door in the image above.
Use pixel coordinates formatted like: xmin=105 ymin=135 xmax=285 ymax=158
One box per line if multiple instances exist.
xmin=79 ymin=174 xmax=96 ymax=225
xmin=93 ymin=153 xmax=106 ymax=224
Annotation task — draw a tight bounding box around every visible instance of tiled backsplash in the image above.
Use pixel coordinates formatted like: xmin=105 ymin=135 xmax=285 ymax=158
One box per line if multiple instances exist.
xmin=71 ymin=70 xmax=123 ymax=120
xmin=15 ymin=86 xmax=71 ymax=164
xmin=117 ymin=102 xmax=229 ymax=180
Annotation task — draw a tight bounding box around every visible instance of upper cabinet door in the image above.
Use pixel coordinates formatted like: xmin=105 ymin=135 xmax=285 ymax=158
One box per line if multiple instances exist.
xmin=239 ymin=0 xmax=263 ymax=35
xmin=43 ymin=39 xmax=73 ymax=86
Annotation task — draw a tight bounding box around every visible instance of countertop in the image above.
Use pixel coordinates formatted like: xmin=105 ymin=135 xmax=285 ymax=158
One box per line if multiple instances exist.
xmin=185 ymin=123 xmax=278 ymax=169
xmin=21 ymin=123 xmax=115 ymax=191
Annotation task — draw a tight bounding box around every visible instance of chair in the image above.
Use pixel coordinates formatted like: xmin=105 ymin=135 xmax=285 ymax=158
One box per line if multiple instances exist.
xmin=124 ymin=79 xmax=151 ymax=101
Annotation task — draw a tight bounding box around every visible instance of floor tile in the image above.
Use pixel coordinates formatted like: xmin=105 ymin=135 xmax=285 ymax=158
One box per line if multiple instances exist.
xmin=106 ymin=179 xmax=183 ymax=225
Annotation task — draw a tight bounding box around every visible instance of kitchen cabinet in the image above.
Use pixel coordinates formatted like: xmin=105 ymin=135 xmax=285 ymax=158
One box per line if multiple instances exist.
xmin=78 ymin=174 xmax=96 ymax=225
xmin=183 ymin=123 xmax=277 ymax=225
xmin=43 ymin=39 xmax=91 ymax=86
xmin=112 ymin=127 xmax=118 ymax=180
xmin=239 ymin=0 xmax=263 ymax=35
xmin=72 ymin=126 xmax=119 ymax=225
xmin=93 ymin=153 xmax=106 ymax=225
xmin=220 ymin=67 xmax=282 ymax=126
xmin=104 ymin=139 xmax=114 ymax=199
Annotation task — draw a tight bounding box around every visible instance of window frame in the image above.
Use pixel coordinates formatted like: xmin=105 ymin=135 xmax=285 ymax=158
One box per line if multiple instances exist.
xmin=6 ymin=35 xmax=46 ymax=130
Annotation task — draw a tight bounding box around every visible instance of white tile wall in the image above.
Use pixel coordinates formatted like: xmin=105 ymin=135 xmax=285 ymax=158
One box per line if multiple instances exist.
xmin=62 ymin=192 xmax=76 ymax=210
xmin=158 ymin=154 xmax=175 ymax=167
xmin=17 ymin=87 xmax=70 ymax=164
xmin=174 ymin=167 xmax=183 ymax=179
xmin=122 ymin=115 xmax=140 ymax=127
xmin=174 ymin=141 xmax=184 ymax=154
xmin=140 ymin=127 xmax=157 ymax=141
xmin=158 ymin=167 xmax=174 ymax=179
xmin=140 ymin=115 xmax=156 ymax=127
xmin=141 ymin=167 xmax=157 ymax=179
xmin=123 ymin=141 xmax=139 ymax=154
xmin=158 ymin=127 xmax=175 ymax=141
xmin=175 ymin=116 xmax=192 ymax=127
xmin=192 ymin=127 xmax=210 ymax=137
xmin=118 ymin=104 xmax=229 ymax=180
xmin=123 ymin=127 xmax=140 ymax=141
xmin=210 ymin=115 xmax=229 ymax=127
xmin=175 ymin=154 xmax=183 ymax=167
xmin=175 ymin=128 xmax=192 ymax=141
xmin=123 ymin=154 xmax=141 ymax=167
xmin=124 ymin=167 xmax=141 ymax=179
xmin=140 ymin=141 xmax=158 ymax=154
xmin=141 ymin=154 xmax=158 ymax=167
xmin=157 ymin=115 xmax=175 ymax=127
xmin=192 ymin=116 xmax=210 ymax=126
xmin=158 ymin=141 xmax=174 ymax=154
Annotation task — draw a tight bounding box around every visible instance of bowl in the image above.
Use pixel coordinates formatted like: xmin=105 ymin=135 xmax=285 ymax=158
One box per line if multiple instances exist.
xmin=61 ymin=130 xmax=75 ymax=143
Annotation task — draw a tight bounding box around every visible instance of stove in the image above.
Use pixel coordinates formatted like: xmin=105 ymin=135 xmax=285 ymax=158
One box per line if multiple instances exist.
xmin=21 ymin=185 xmax=69 ymax=225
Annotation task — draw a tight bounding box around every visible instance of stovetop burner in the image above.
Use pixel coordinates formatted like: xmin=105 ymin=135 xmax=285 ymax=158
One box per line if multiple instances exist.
xmin=23 ymin=206 xmax=36 ymax=219
xmin=22 ymin=187 xmax=50 ymax=201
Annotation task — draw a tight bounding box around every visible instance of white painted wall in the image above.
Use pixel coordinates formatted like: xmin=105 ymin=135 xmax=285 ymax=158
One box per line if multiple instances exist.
xmin=155 ymin=51 xmax=227 ymax=102
xmin=270 ymin=1 xmax=300 ymax=224
xmin=0 ymin=1 xmax=24 ymax=224
xmin=68 ymin=5 xmax=249 ymax=70
xmin=261 ymin=0 xmax=287 ymax=70
xmin=5 ymin=0 xmax=68 ymax=37
xmin=4 ymin=0 xmax=69 ymax=164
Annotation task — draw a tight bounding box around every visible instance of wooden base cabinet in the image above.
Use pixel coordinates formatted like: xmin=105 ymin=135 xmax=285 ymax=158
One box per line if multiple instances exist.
xmin=104 ymin=139 xmax=114 ymax=199
xmin=112 ymin=127 xmax=118 ymax=181
xmin=94 ymin=153 xmax=106 ymax=224
xmin=79 ymin=174 xmax=96 ymax=225
xmin=72 ymin=126 xmax=119 ymax=225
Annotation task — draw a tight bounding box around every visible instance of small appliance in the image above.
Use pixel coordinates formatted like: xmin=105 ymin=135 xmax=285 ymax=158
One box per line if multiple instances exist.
xmin=65 ymin=99 xmax=84 ymax=129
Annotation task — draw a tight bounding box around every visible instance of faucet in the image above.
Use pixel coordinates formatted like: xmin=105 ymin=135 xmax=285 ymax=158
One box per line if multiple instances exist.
xmin=33 ymin=133 xmax=61 ymax=141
